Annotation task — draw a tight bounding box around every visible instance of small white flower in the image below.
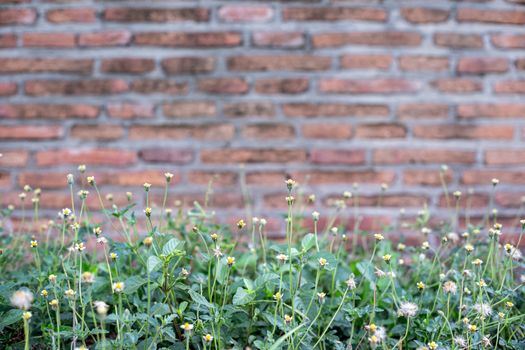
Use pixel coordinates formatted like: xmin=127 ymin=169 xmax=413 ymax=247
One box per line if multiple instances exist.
xmin=10 ymin=289 xmax=34 ymax=310
xmin=94 ymin=301 xmax=109 ymax=316
xmin=473 ymin=303 xmax=492 ymax=317
xmin=398 ymin=301 xmax=418 ymax=317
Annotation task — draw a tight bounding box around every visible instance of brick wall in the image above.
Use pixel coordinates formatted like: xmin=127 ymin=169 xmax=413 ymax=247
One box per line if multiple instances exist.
xmin=1 ymin=0 xmax=525 ymax=234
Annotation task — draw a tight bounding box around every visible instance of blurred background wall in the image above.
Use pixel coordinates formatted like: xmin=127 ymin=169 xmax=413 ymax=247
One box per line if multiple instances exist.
xmin=1 ymin=0 xmax=525 ymax=236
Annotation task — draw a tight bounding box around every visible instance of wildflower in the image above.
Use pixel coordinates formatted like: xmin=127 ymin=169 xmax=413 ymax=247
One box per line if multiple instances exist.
xmin=398 ymin=301 xmax=418 ymax=317
xmin=498 ymin=312 xmax=505 ymax=319
xmin=93 ymin=227 xmax=102 ymax=237
xmin=260 ymin=218 xmax=267 ymax=226
xmin=368 ymin=335 xmax=379 ymax=345
xmin=318 ymin=257 xmax=328 ymax=268
xmin=473 ymin=303 xmax=492 ymax=317
xmin=61 ymin=208 xmax=72 ymax=218
xmin=464 ymin=244 xmax=474 ymax=253
xmin=49 ymin=274 xmax=57 ymax=284
xmin=87 ymin=176 xmax=95 ymax=186
xmin=453 ymin=191 xmax=462 ymax=198
xmin=22 ymin=312 xmax=32 ymax=321
xmin=94 ymin=301 xmax=109 ymax=316
xmin=365 ymin=323 xmax=377 ymax=333
xmin=276 ymin=254 xmax=289 ymax=263
xmin=30 ymin=240 xmax=38 ymax=248
xmin=285 ymin=179 xmax=296 ymax=191
xmin=504 ymin=245 xmax=522 ymax=260
xmin=462 ymin=317 xmax=470 ymax=325
xmin=375 ymin=269 xmax=387 ymax=278
xmin=49 ymin=299 xmax=59 ymax=309
xmin=41 ymin=290 xmax=48 ymax=297
xmin=226 ymin=256 xmax=236 ymax=266
xmin=144 ymin=207 xmax=152 ymax=217
xmin=428 ymin=342 xmax=438 ymax=350
xmin=165 ymin=172 xmax=174 ymax=182
xmin=237 ymin=219 xmax=246 ymax=229
xmin=19 ymin=193 xmax=26 ymax=200
xmin=143 ymin=183 xmax=151 ymax=191
xmin=472 ymin=259 xmax=483 ymax=266
xmin=397 ymin=243 xmax=406 ymax=251
xmin=468 ymin=324 xmax=477 ymax=332
xmin=65 ymin=289 xmax=76 ymax=299
xmin=78 ymin=190 xmax=89 ymax=199
xmin=67 ymin=174 xmax=74 ymax=184
xmin=330 ymin=227 xmax=338 ymax=235
xmin=421 ymin=227 xmax=431 ymax=236
xmin=273 ymin=292 xmax=282 ymax=301
xmin=286 ymin=196 xmax=295 ymax=205
xmin=382 ymin=254 xmax=392 ymax=263
xmin=180 ymin=268 xmax=190 ymax=277
xmin=97 ymin=237 xmax=107 ymax=245
xmin=75 ymin=346 xmax=88 ymax=350
xmin=213 ymin=248 xmax=223 ymax=258
xmin=492 ymin=178 xmax=499 ymax=186
xmin=78 ymin=164 xmax=86 ymax=173
xmin=421 ymin=241 xmax=430 ymax=250
xmin=110 ymin=252 xmax=118 ymax=260
xmin=477 ymin=279 xmax=487 ymax=288
xmin=284 ymin=314 xmax=293 ymax=324
xmin=10 ymin=289 xmax=34 ymax=310
xmin=82 ymin=272 xmax=95 ymax=283
xmin=346 ymin=277 xmax=356 ymax=290
xmin=417 ymin=281 xmax=426 ymax=290
xmin=317 ymin=292 xmax=326 ymax=303
xmin=308 ymin=194 xmax=316 ymax=203
xmin=181 ymin=322 xmax=193 ymax=333
xmin=381 ymin=183 xmax=388 ymax=191
xmin=112 ymin=282 xmax=125 ymax=293
xmin=312 ymin=211 xmax=320 ymax=221
xmin=464 ymin=287 xmax=471 ymax=295
xmin=374 ymin=234 xmax=384 ymax=241
xmin=143 ymin=236 xmax=153 ymax=247
xmin=454 ymin=336 xmax=467 ymax=348
xmin=443 ymin=281 xmax=457 ymax=294
xmin=75 ymin=242 xmax=86 ymax=252
xmin=482 ymin=336 xmax=491 ymax=347
xmin=506 ymin=301 xmax=514 ymax=308
xmin=210 ymin=232 xmax=219 ymax=241
xmin=203 ymin=334 xmax=213 ymax=343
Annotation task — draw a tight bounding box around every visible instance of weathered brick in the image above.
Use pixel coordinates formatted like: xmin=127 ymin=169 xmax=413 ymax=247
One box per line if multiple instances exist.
xmin=491 ymin=34 xmax=525 ymax=49
xmin=223 ymin=102 xmax=275 ymax=117
xmin=161 ymin=57 xmax=215 ymax=75
xmin=294 ymin=171 xmax=395 ymax=184
xmin=457 ymin=104 xmax=525 ymax=119
xmin=0 ymin=125 xmax=63 ymax=140
xmin=0 ymin=8 xmax=36 ymax=25
xmin=340 ymin=54 xmax=392 ymax=70
xmin=374 ymin=149 xmax=476 ymax=164
xmin=139 ymin=149 xmax=194 ymax=164
xmin=134 ymin=32 xmax=242 ymax=47
xmin=283 ymin=7 xmax=386 ymax=22
xmin=493 ymin=80 xmax=525 ymax=94
xmin=23 ymin=32 xmax=75 ymax=48
xmin=131 ymin=80 xmax=188 ymax=94
xmin=0 ymin=33 xmax=17 ymax=48
xmin=252 ymin=32 xmax=304 ymax=48
xmin=241 ymin=123 xmax=295 ymax=139
xmin=0 ymin=150 xmax=29 ymax=167
xmin=0 ymin=82 xmax=17 ymax=96
xmin=413 ymin=125 xmax=514 ymax=140
xmin=310 ymin=149 xmax=366 ymax=164
xmin=404 ymin=169 xmax=453 ymax=186
xmin=399 ymin=55 xmax=448 ymax=71
xmin=485 ymin=150 xmax=525 ymax=165
xmin=327 ymin=194 xmax=428 ymax=208
xmin=438 ymin=193 xmax=489 ymax=209
xmin=0 ymin=104 xmax=99 ymax=119
xmin=283 ymin=103 xmax=388 ymax=117
xmin=46 ymin=8 xmax=96 ymax=23
xmin=70 ymin=124 xmax=124 ymax=140
xmin=101 ymin=58 xmax=155 ymax=74
xmin=398 ymin=103 xmax=449 ymax=119
xmin=198 ymin=78 xmax=248 ymax=94
xmin=355 ymin=123 xmax=406 ymax=138
xmin=255 ymin=78 xmax=309 ymax=94
xmin=25 ymin=80 xmax=128 ymax=96
xmin=401 ymin=7 xmax=449 ymax=23
xmin=107 ymin=103 xmax=155 ymax=119
xmin=457 ymin=57 xmax=508 ymax=74
xmin=462 ymin=170 xmax=525 ymax=185
xmin=313 ymin=31 xmax=421 ymax=48
xmin=0 ymin=58 xmax=93 ymax=74
xmin=517 ymin=59 xmax=525 ymax=70
xmin=78 ymin=30 xmax=131 ymax=47
xmin=302 ymin=124 xmax=352 ymax=139
xmin=201 ymin=149 xmax=307 ymax=163
xmin=320 ymin=79 xmax=420 ymax=94
xmin=163 ymin=101 xmax=216 ymax=118
xmin=457 ymin=8 xmax=525 ymax=25
xmin=227 ymin=55 xmax=330 ymax=71
xmin=104 ymin=7 xmax=209 ymax=22
xmin=432 ymin=79 xmax=482 ymax=93
xmin=36 ymin=149 xmax=137 ymax=166
xmin=434 ymin=33 xmax=483 ymax=49
xmin=219 ymin=5 xmax=273 ymax=22
xmin=187 ymin=171 xmax=238 ymax=186
xmin=129 ymin=124 xmax=234 ymax=141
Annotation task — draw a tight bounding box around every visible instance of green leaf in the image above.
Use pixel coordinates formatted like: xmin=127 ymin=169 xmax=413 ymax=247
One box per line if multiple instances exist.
xmin=301 ymin=233 xmax=317 ymax=252
xmin=232 ymin=287 xmax=255 ymax=306
xmin=188 ymin=289 xmax=214 ymax=309
xmin=0 ymin=309 xmax=23 ymax=331
xmin=124 ymin=276 xmax=147 ymax=295
xmin=162 ymin=238 xmax=184 ymax=256
xmin=268 ymin=323 xmax=306 ymax=350
xmin=147 ymin=256 xmax=162 ymax=274
xmin=312 ymin=251 xmax=337 ymax=271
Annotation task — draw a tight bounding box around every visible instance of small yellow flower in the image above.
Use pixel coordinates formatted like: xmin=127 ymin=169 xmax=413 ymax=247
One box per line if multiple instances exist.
xmin=369 ymin=335 xmax=378 ymax=344
xmin=40 ymin=290 xmax=48 ymax=297
xmin=367 ymin=323 xmax=377 ymax=333
xmin=210 ymin=232 xmax=219 ymax=241
xmin=468 ymin=324 xmax=477 ymax=332
xmin=165 ymin=172 xmax=174 ymax=182
xmin=65 ymin=289 xmax=76 ymax=299
xmin=276 ymin=254 xmax=289 ymax=263
xmin=397 ymin=243 xmax=406 ymax=251
xmin=226 ymin=256 xmax=236 ymax=266
xmin=317 ymin=292 xmax=326 ymax=302
xmin=82 ymin=272 xmax=95 ymax=283
xmin=203 ymin=334 xmax=213 ymax=343
xmin=453 ymin=191 xmax=462 ymax=198
xmin=428 ymin=341 xmax=438 ymax=350
xmin=236 ymin=219 xmax=246 ymax=229
xmin=504 ymin=243 xmax=513 ymax=253
xmin=284 ymin=314 xmax=293 ymax=324
xmin=318 ymin=257 xmax=328 ymax=268
xmin=22 ymin=311 xmax=32 ymax=321
xmin=285 ymin=179 xmax=296 ymax=191
xmin=110 ymin=252 xmax=118 ymax=260
xmin=143 ymin=236 xmax=153 ymax=247
xmin=382 ymin=254 xmax=392 ymax=263
xmin=273 ymin=292 xmax=282 ymax=301
xmin=464 ymin=244 xmax=474 ymax=253
xmin=143 ymin=183 xmax=151 ymax=191
xmin=417 ymin=281 xmax=425 ymax=290
xmin=421 ymin=241 xmax=430 ymax=250
xmin=477 ymin=279 xmax=487 ymax=288
xmin=75 ymin=242 xmax=86 ymax=252
xmin=505 ymin=301 xmax=514 ymax=308
xmin=472 ymin=258 xmax=483 ymax=266
xmin=374 ymin=234 xmax=384 ymax=241
xmin=78 ymin=164 xmax=86 ymax=173
xmin=49 ymin=274 xmax=57 ymax=284
xmin=86 ymin=176 xmax=95 ymax=186
xmin=112 ymin=282 xmax=125 ymax=293
xmin=498 ymin=312 xmax=505 ymax=318
xmin=181 ymin=322 xmax=193 ymax=332
xmin=49 ymin=299 xmax=59 ymax=309
xmin=144 ymin=207 xmax=152 ymax=217
xmin=30 ymin=240 xmax=38 ymax=248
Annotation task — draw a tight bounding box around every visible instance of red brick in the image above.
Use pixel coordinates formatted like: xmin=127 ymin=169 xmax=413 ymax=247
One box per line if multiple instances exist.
xmin=246 ymin=171 xmax=288 ymax=185
xmin=219 ymin=5 xmax=273 ymax=22
xmin=302 ymin=124 xmax=352 ymax=139
xmin=223 ymin=102 xmax=275 ymax=117
xmin=25 ymin=79 xmax=128 ymax=96
xmin=134 ymin=32 xmax=242 ymax=47
xmin=413 ymin=125 xmax=514 ymax=140
xmin=310 ymin=149 xmax=365 ymax=165
xmin=327 ymin=194 xmax=428 ymax=208
xmin=78 ymin=30 xmax=131 ymax=47
xmin=0 ymin=104 xmax=99 ymax=119
xmin=131 ymin=80 xmax=188 ymax=94
xmin=0 ymin=172 xmax=10 ymax=189
xmin=161 ymin=57 xmax=215 ymax=74
xmin=252 ymin=32 xmax=304 ymax=48
xmin=0 ymin=33 xmax=17 ymax=48
xmin=70 ymin=124 xmax=124 ymax=140
xmin=438 ymin=193 xmax=489 ymax=209
xmin=129 ymin=124 xmax=234 ymax=141
xmin=432 ymin=79 xmax=482 ymax=93
xmin=198 ymin=78 xmax=248 ymax=94
xmin=107 ymin=103 xmax=155 ymax=119
xmin=457 ymin=104 xmax=525 ymax=119
xmin=46 ymin=8 xmax=96 ymax=23
xmin=187 ymin=171 xmax=238 ymax=186
xmin=201 ymin=149 xmax=307 ymax=163
xmin=398 ymin=103 xmax=449 ymax=119
xmin=517 ymin=59 xmax=525 ymax=70
xmin=355 ymin=123 xmax=406 ymax=138
xmin=403 ymin=170 xmax=453 ymax=186
xmin=492 ymin=34 xmax=525 ymax=49
xmin=0 ymin=58 xmax=92 ymax=74
xmin=104 ymin=7 xmax=209 ymax=22
xmin=139 ymin=149 xmax=194 ymax=164
xmin=283 ymin=103 xmax=388 ymax=117
xmin=0 ymin=150 xmax=29 ymax=167
xmin=313 ymin=31 xmax=421 ymax=48
xmin=340 ymin=54 xmax=392 ymax=70
xmin=0 ymin=82 xmax=17 ymax=96
xmin=495 ymin=193 xmax=524 ymax=208
xmin=0 ymin=125 xmax=63 ymax=140
xmin=399 ymin=55 xmax=448 ymax=71
xmin=493 ymin=80 xmax=525 ymax=94
xmin=23 ymin=32 xmax=75 ymax=48
xmin=227 ymin=55 xmax=330 ymax=71
xmin=434 ymin=33 xmax=483 ymax=49
xmin=294 ymin=171 xmax=395 ymax=185
xmin=241 ymin=123 xmax=295 ymax=139
xmin=457 ymin=57 xmax=508 ymax=74
xmin=255 ymin=78 xmax=309 ymax=94
xmin=283 ymin=7 xmax=386 ymax=22
xmin=462 ymin=170 xmax=525 ymax=185
xmin=485 ymin=150 xmax=525 ymax=165
xmin=101 ymin=58 xmax=155 ymax=74
xmin=163 ymin=101 xmax=216 ymax=118
xmin=320 ymin=79 xmax=420 ymax=94
xmin=457 ymin=8 xmax=525 ymax=25
xmin=0 ymin=8 xmax=36 ymax=25
xmin=401 ymin=7 xmax=449 ymax=23
xmin=374 ymin=149 xmax=476 ymax=164
xmin=36 ymin=149 xmax=137 ymax=166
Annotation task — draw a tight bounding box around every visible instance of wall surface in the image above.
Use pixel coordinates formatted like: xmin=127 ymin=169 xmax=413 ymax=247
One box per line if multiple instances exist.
xmin=1 ymin=0 xmax=525 ymax=235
